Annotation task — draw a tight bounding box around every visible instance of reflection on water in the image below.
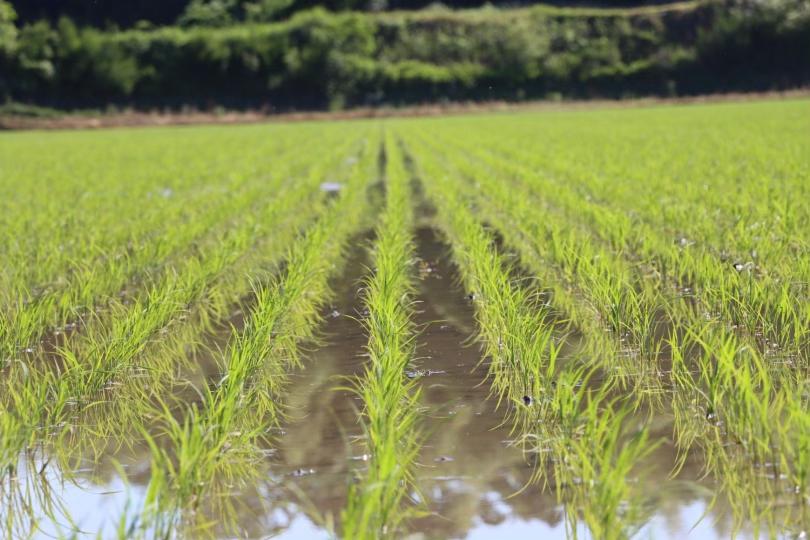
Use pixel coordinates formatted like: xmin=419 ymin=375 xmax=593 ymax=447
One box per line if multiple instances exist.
xmin=12 ymin=229 xmax=772 ymax=539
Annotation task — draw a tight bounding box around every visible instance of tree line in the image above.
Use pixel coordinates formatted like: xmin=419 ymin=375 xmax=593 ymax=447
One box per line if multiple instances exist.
xmin=1 ymin=0 xmax=808 ymax=111
xmin=11 ymin=0 xmax=690 ymax=29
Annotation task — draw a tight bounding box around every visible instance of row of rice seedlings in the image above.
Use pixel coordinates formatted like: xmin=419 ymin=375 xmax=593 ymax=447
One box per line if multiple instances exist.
xmin=57 ymin=134 xmax=363 ymax=398
xmin=0 ymin=129 xmax=329 ymax=370
xmin=488 ymin=123 xmax=810 ymax=534
xmin=408 ymin=127 xmax=667 ymax=397
xmin=548 ymin=163 xmax=808 ymax=362
xmin=413 ymin=129 xmax=671 ymax=406
xmin=424 ymin=122 xmax=810 ymax=515
xmin=0 ymin=129 xmax=280 ymax=298
xmin=460 ymin=101 xmax=810 ymax=274
xmin=454 ymin=133 xmax=800 ymax=362
xmin=3 ymin=128 xmax=344 ymax=348
xmin=64 ymin=135 xmax=369 ymax=452
xmin=399 ymin=111 xmax=809 ymax=534
xmin=417 ymin=111 xmax=809 ymax=362
xmin=425 ymin=123 xmax=809 ymax=476
xmin=342 ymin=133 xmax=421 ymax=539
xmin=401 ymin=134 xmax=655 ymax=539
xmin=0 ymin=135 xmax=371 ymax=537
xmin=130 ymin=134 xmax=379 ymax=538
xmin=0 ymin=125 xmax=315 ymax=288
xmin=0 ymin=182 xmax=247 ymax=368
xmin=0 ymin=170 xmax=275 ymax=371
xmin=408 ymin=119 xmax=803 ymax=532
xmin=474 ymin=123 xmax=809 ymax=360
xmin=669 ymin=325 xmax=810 ymax=535
xmin=0 ymin=140 xmax=337 ymax=420
xmin=404 ymin=136 xmax=557 ymax=407
xmin=0 ymin=191 xmax=322 ymax=538
xmin=431 ymin=137 xmax=805 ymax=531
xmin=422 ymin=122 xmax=784 ymax=346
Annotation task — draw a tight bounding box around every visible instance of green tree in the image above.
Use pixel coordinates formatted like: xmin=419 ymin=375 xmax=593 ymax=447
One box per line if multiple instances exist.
xmin=0 ymin=0 xmax=18 ymax=98
xmin=0 ymin=0 xmax=17 ymax=56
xmin=17 ymin=20 xmax=56 ymax=82
xmin=178 ymin=0 xmax=238 ymax=26
xmin=244 ymin=0 xmax=297 ymax=22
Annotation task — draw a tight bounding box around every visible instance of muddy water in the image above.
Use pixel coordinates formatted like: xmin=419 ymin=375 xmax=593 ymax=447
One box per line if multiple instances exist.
xmin=265 ymin=226 xmax=551 ymax=537
xmin=13 ymin=229 xmax=769 ymax=539
xmin=399 ymin=228 xmax=552 ymax=536
xmin=258 ymin=236 xmax=373 ymax=528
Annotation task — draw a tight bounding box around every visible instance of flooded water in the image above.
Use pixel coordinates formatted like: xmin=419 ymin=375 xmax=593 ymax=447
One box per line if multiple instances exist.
xmin=265 ymin=227 xmax=547 ymax=537
xmin=224 ymin=227 xmax=765 ymax=539
xmin=9 ymin=229 xmax=773 ymax=539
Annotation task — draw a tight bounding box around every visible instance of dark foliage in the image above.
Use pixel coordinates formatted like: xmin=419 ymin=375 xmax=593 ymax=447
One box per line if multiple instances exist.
xmin=3 ymin=1 xmax=809 ymax=111
xmin=11 ymin=0 xmax=191 ymax=29
xmin=10 ymin=0 xmax=691 ymax=28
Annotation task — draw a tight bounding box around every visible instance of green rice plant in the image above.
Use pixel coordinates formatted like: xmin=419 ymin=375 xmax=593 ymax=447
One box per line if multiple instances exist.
xmin=407 ymin=105 xmax=809 ymax=365
xmin=417 ymin=160 xmax=559 ymax=406
xmin=405 ymin=126 xmax=670 ymax=401
xmin=0 ymin=100 xmax=808 ymax=539
xmin=399 ymin=131 xmax=658 ymax=538
xmin=0 ymin=143 xmax=346 ymax=472
xmin=563 ymin=401 xmax=657 ymax=540
xmin=342 ymin=133 xmax=422 ymax=539
xmin=668 ymin=323 xmax=810 ymax=534
xmin=402 ymin=111 xmax=808 ymax=536
xmin=132 ymin=134 xmax=379 ymax=538
xmin=0 ymin=128 xmax=311 ymax=367
xmin=0 ymin=127 xmax=371 ymax=537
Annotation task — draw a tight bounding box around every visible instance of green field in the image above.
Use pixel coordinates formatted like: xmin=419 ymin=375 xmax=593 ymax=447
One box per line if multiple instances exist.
xmin=0 ymin=99 xmax=808 ymax=539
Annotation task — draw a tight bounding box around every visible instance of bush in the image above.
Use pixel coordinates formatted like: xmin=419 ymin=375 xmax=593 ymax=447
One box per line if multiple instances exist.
xmin=4 ymin=2 xmax=810 ymax=109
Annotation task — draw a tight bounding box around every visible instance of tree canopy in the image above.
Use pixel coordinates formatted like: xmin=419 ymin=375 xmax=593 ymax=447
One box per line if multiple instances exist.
xmin=10 ymin=0 xmax=690 ymax=28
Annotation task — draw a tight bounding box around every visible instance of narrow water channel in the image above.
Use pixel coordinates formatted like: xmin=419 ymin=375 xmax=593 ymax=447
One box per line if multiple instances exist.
xmin=261 ymin=227 xmax=544 ymax=537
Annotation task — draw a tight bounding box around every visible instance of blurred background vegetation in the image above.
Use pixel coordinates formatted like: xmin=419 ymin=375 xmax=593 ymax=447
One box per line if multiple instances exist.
xmin=0 ymin=0 xmax=808 ymax=112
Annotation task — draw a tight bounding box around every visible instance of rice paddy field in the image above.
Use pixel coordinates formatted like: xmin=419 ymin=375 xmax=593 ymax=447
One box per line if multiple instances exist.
xmin=0 ymin=98 xmax=808 ymax=539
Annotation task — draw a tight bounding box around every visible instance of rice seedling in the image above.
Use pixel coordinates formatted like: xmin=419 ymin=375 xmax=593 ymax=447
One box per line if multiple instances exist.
xmin=1 ymin=99 xmax=807 ymax=538
xmin=0 ymin=128 xmax=320 ymax=369
xmin=342 ymin=133 xmax=421 ymax=538
xmin=129 ymin=134 xmax=379 ymax=538
xmin=399 ymin=131 xmax=658 ymax=539
xmin=0 ymin=132 xmax=365 ymax=470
